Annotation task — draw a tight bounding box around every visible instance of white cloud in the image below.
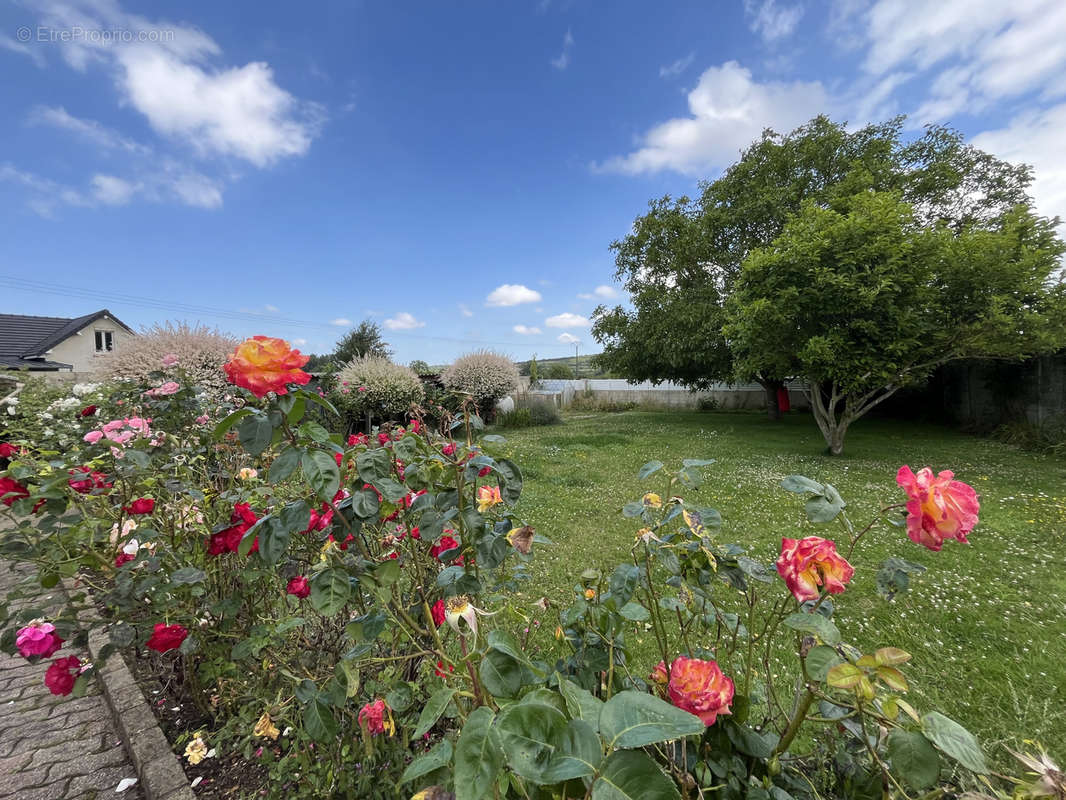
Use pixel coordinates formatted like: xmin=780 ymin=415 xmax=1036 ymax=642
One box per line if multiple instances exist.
xmin=744 ymin=0 xmax=804 ymax=43
xmin=551 ymin=28 xmax=574 ymax=70
xmin=513 ymin=325 xmax=543 ymax=335
xmin=851 ymin=0 xmax=1066 ymax=124
xmin=29 ymin=106 xmax=149 ymax=153
xmin=4 ymin=0 xmax=323 ymax=214
xmin=486 ymin=284 xmax=542 ymax=307
xmin=0 ymin=34 xmax=45 ymax=66
xmin=659 ymin=52 xmax=695 ymax=79
xmin=578 ymin=285 xmax=620 ymax=300
xmin=545 ymin=312 xmax=590 ymax=328
xmin=459 ymin=304 xmax=474 ymax=317
xmin=264 ymin=304 xmax=279 ymax=312
xmin=384 ymin=312 xmax=426 ymax=330
xmin=91 ymin=174 xmax=137 ymax=205
xmin=330 ymin=318 xmax=352 ymax=327
xmin=595 ymin=61 xmax=829 ymax=176
xmin=973 ymin=103 xmax=1066 ymax=227
xmin=557 ymin=333 xmax=580 ymax=344
xmin=293 ymin=338 xmax=307 ymax=346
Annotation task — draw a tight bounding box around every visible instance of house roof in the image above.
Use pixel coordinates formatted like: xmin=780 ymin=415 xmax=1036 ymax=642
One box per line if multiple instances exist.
xmin=0 ymin=309 xmax=133 ymax=370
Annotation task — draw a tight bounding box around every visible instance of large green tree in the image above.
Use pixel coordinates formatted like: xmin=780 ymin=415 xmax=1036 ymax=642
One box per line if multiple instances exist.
xmin=724 ymin=192 xmax=1065 ymax=454
xmin=592 ymin=115 xmax=1035 ymax=418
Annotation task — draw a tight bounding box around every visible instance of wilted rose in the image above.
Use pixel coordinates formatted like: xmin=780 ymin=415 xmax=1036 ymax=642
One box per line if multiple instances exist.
xmin=44 ymin=655 xmax=82 ymax=696
xmin=775 ymin=536 xmax=854 ymax=603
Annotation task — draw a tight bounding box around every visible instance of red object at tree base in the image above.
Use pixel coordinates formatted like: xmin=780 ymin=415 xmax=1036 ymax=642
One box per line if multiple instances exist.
xmin=776 ymin=386 xmax=791 ymax=413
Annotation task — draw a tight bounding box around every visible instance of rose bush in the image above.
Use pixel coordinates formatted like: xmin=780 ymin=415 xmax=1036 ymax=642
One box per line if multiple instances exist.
xmin=0 ymin=334 xmax=1043 ymax=799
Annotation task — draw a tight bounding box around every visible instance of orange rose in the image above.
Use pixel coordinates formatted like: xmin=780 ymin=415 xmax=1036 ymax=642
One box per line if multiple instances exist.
xmin=896 ymin=466 xmax=979 ymax=551
xmin=666 ymin=656 xmax=734 ymax=726
xmin=775 ymin=536 xmax=854 ymax=603
xmin=223 ymin=336 xmax=311 ymax=397
xmin=475 ymin=484 xmax=502 ymax=513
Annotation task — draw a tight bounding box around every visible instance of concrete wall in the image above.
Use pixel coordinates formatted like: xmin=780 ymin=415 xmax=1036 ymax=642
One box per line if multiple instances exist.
xmin=937 ymin=354 xmax=1066 ymax=428
xmin=43 ymin=314 xmax=135 ymax=373
xmin=514 ymin=378 xmax=810 ymax=411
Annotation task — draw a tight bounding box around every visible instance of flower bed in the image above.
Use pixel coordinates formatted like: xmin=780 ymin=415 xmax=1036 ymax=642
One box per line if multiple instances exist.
xmin=1 ymin=336 xmax=1059 ymax=800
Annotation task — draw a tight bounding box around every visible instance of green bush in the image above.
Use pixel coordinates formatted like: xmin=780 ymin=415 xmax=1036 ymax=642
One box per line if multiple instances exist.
xmin=497 ymin=398 xmax=561 ymax=428
xmin=696 ymin=395 xmax=720 ymax=411
xmin=544 ymin=363 xmax=574 ymax=379
xmin=570 ymin=390 xmax=637 ymax=413
xmin=992 ymin=416 xmax=1066 ymax=455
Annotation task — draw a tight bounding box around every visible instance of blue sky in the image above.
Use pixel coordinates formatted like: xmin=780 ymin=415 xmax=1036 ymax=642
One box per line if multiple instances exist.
xmin=2 ymin=0 xmax=1064 ymax=365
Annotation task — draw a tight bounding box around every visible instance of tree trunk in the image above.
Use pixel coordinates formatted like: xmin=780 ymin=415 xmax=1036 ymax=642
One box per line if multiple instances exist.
xmin=758 ymin=378 xmax=783 ymax=421
xmin=826 ymin=422 xmax=847 ymax=456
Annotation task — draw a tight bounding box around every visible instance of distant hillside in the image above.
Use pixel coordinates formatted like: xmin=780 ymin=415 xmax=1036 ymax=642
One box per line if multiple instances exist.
xmin=515 ymin=353 xmax=614 ymax=379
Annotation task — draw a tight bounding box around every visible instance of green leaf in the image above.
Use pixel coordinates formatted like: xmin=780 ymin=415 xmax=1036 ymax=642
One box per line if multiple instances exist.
xmin=400 ymin=738 xmax=453 ymax=785
xmin=356 ymin=448 xmax=392 ymax=484
xmin=591 ymin=750 xmax=679 ymax=800
xmin=558 ymin=677 xmax=604 ymax=730
xmin=169 ymin=567 xmax=205 ymax=585
xmin=301 ymin=450 xmax=340 ymax=501
xmin=724 ymin=721 xmax=773 ymax=758
xmin=922 ymin=711 xmax=987 ymax=773
xmin=638 ymin=460 xmax=664 ymax=479
xmin=279 ymin=500 xmax=311 ymax=534
xmin=237 ymin=413 xmax=273 ymax=457
xmin=805 ymin=484 xmax=845 ymax=523
xmin=827 ymin=663 xmax=864 ymax=690
xmin=886 ymin=730 xmax=940 ymax=790
xmin=487 ymin=630 xmax=539 ymax=672
xmin=779 ymin=475 xmax=824 ymax=494
xmin=303 ymin=697 xmax=338 ymax=742
xmin=804 ymin=644 xmax=843 ymax=681
xmin=351 ymin=487 xmax=381 ymax=519
xmin=310 ymin=569 xmax=350 ymax=616
xmin=479 ymin=648 xmax=525 ymax=698
xmin=269 ymin=446 xmax=301 ymax=484
xmin=496 ymin=702 xmax=569 ymax=783
xmin=375 ymin=477 xmax=408 ymax=503
xmin=599 ymin=690 xmax=704 ymax=749
xmin=543 ymin=718 xmax=601 ymax=782
xmin=412 ymin=687 xmax=457 ymax=740
xmin=213 ymin=407 xmax=253 ymax=440
xmin=258 ymin=518 xmax=290 ymax=566
xmin=618 ymin=601 xmax=650 ymax=622
xmin=783 ymin=612 xmax=841 ymax=645
xmin=495 ymin=458 xmax=523 ymax=505
xmin=454 ymin=706 xmax=503 ymax=800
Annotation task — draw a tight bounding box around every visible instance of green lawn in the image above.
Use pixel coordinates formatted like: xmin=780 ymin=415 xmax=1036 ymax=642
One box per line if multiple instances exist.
xmin=493 ymin=410 xmax=1066 ymax=765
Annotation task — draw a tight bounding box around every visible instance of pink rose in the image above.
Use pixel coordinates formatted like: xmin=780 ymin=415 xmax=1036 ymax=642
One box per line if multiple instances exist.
xmin=666 ymin=656 xmax=734 ymax=726
xmin=145 ymin=381 xmax=180 ymax=398
xmin=896 ymin=466 xmax=980 ymax=551
xmin=83 ymin=430 xmax=104 ymax=444
xmin=161 ymin=353 xmax=179 ymax=367
xmin=16 ymin=622 xmax=64 ymax=659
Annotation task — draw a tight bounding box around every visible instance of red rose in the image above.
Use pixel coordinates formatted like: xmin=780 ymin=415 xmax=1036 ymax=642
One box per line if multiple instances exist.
xmin=441 ymin=442 xmax=456 ymax=456
xmin=145 ymin=623 xmax=188 ymax=653
xmin=377 ymin=432 xmax=391 ymax=445
xmin=0 ymin=442 xmax=19 ymax=458
xmin=124 ymin=498 xmax=155 ymax=515
xmin=79 ymin=405 xmax=98 ymax=417
xmin=334 ymin=452 xmax=343 ymax=467
xmin=0 ymin=477 xmax=30 ymax=507
xmin=478 ymin=466 xmax=492 ymax=477
xmin=114 ymin=552 xmax=135 ymax=568
xmin=44 ymin=655 xmax=82 ymax=696
xmin=286 ymin=576 xmax=310 ymax=598
xmin=68 ymin=467 xmax=112 ymax=494
xmin=206 ymin=503 xmax=260 ymax=555
xmin=430 ymin=536 xmax=460 ymax=562
xmin=347 ymin=433 xmax=367 ymax=446
xmin=431 ymin=599 xmax=446 ymax=627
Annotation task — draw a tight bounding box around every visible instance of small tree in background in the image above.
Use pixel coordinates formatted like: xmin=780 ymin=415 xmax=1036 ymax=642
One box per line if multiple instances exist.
xmin=441 ymin=350 xmax=519 ymax=418
xmin=333 ymin=320 xmax=391 ymax=365
xmin=545 ymin=363 xmax=574 ymax=379
xmin=725 ymin=192 xmax=1066 ymax=455
xmin=528 ymin=353 xmax=541 ymax=389
xmin=97 ymin=321 xmax=238 ymax=399
xmin=408 ymin=359 xmax=432 ymax=375
xmin=332 ymin=357 xmax=424 ymax=431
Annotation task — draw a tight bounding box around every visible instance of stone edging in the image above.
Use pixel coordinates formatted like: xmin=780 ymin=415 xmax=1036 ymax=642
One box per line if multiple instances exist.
xmin=65 ymin=578 xmax=196 ymax=800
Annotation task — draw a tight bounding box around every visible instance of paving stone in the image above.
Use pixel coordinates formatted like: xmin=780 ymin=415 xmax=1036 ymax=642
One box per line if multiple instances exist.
xmin=0 ymin=558 xmax=147 ymax=800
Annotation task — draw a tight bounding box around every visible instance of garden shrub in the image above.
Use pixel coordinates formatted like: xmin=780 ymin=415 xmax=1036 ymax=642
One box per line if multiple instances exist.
xmin=332 ymin=356 xmax=425 ymax=429
xmin=496 ymin=398 xmax=561 ymax=429
xmin=0 ymin=333 xmax=1051 ymax=800
xmin=440 ymin=350 xmax=519 ymax=417
xmin=570 ymin=389 xmax=638 ymax=413
xmin=0 ymin=376 xmax=111 ymax=451
xmin=97 ymin=321 xmax=238 ymax=400
xmin=992 ymin=415 xmax=1066 ymax=455
xmin=696 ymin=395 xmax=720 ymax=411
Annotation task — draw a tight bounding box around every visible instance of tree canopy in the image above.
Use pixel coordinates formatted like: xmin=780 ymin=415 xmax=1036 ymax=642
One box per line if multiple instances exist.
xmin=591 ymin=115 xmax=1038 ymax=419
xmin=333 ymin=320 xmax=391 ymax=366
